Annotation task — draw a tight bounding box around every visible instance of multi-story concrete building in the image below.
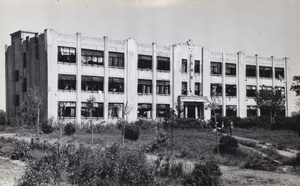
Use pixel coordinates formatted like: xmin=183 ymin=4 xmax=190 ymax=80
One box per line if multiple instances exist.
xmin=5 ymin=29 xmax=288 ymax=124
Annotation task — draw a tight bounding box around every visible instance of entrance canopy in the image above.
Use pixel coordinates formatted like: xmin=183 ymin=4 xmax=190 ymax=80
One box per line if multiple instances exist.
xmin=178 ymin=95 xmax=209 ymax=103
xmin=178 ymin=96 xmax=209 ymax=119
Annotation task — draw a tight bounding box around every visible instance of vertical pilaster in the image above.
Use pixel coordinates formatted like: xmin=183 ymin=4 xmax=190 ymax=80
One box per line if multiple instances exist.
xmin=255 ymin=54 xmax=261 ymax=116
xmin=237 ymin=52 xmax=246 ymax=117
xmin=271 ymin=56 xmax=275 ymax=88
xmin=284 ymin=57 xmax=289 ymax=116
xmin=103 ymin=36 xmax=109 ymax=121
xmin=76 ymin=33 xmax=82 ymax=125
xmin=169 ymin=45 xmax=173 ymax=110
xmin=222 ymin=53 xmax=226 ymax=117
xmin=202 ymin=48 xmax=211 ymax=119
xmin=152 ymin=42 xmax=157 ymax=120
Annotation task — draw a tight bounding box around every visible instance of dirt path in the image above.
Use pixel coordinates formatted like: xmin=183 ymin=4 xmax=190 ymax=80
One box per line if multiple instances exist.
xmin=0 ymin=157 xmax=25 ymax=186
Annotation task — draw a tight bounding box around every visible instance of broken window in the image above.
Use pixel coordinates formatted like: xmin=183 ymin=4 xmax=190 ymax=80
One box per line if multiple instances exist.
xmin=108 ymin=77 xmax=124 ymax=93
xmin=157 ymin=80 xmax=170 ymax=95
xmin=156 ymin=104 xmax=170 ymax=117
xmin=81 ymin=76 xmax=104 ymax=92
xmin=15 ymin=70 xmax=19 ymax=82
xmin=109 ymin=52 xmax=124 ymax=68
xmin=247 ymin=106 xmax=257 ymax=117
xmin=23 ymin=52 xmax=26 ymax=68
xmin=211 ymin=62 xmax=222 ymax=75
xmin=182 ymin=82 xmax=188 ymax=95
xmin=226 ymin=84 xmax=236 ymax=97
xmin=138 ymin=103 xmax=152 ymax=118
xmin=259 ymin=66 xmax=272 ymax=78
xmin=225 ymin=63 xmax=236 ymax=76
xmin=195 ymin=82 xmax=202 ymax=96
xmin=81 ymin=49 xmax=104 ymax=66
xmin=108 ymin=103 xmax=123 ymax=118
xmin=138 ymin=55 xmax=152 ymax=70
xmin=211 ymin=84 xmax=222 ymax=96
xmin=81 ymin=102 xmax=104 ymax=118
xmin=246 ymin=65 xmax=256 ymax=77
xmin=58 ymin=74 xmax=76 ymax=91
xmin=194 ymin=60 xmax=200 ymax=73
xmin=226 ymin=105 xmax=237 ymax=117
xmin=157 ymin=56 xmax=170 ymax=71
xmin=58 ymin=46 xmax=76 ymax=63
xmin=58 ymin=102 xmax=76 ymax=118
xmin=275 ymin=68 xmax=284 ymax=80
xmin=211 ymin=105 xmax=222 ymax=117
xmin=138 ymin=79 xmax=152 ymax=94
xmin=181 ymin=59 xmax=187 ymax=73
xmin=15 ymin=95 xmax=19 ymax=106
xmin=246 ymin=85 xmax=256 ymax=97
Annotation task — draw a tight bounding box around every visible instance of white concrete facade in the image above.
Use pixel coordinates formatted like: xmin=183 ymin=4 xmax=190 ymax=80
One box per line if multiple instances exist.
xmin=5 ymin=29 xmax=289 ymax=124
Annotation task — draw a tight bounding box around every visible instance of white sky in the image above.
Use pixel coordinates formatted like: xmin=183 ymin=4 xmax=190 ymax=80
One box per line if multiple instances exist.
xmin=0 ymin=0 xmax=299 ymax=114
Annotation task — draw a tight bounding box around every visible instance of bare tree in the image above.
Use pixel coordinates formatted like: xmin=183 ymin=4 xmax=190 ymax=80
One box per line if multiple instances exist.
xmin=86 ymin=95 xmax=96 ymax=143
xmin=120 ymin=101 xmax=133 ymax=145
xmin=205 ymin=86 xmax=221 ymax=155
xmin=26 ymin=87 xmax=45 ymax=138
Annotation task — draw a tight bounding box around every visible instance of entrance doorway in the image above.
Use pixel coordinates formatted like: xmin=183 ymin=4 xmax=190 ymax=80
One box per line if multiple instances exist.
xmin=183 ymin=102 xmax=204 ymax=119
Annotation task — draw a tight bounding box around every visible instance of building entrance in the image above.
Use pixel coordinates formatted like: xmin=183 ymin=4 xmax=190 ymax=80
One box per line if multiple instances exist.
xmin=184 ymin=102 xmax=204 ymax=119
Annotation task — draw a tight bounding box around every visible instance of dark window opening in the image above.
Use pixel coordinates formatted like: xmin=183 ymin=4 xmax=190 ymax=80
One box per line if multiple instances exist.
xmin=246 ymin=65 xmax=256 ymax=77
xmin=211 ymin=84 xmax=222 ymax=96
xmin=275 ymin=68 xmax=284 ymax=79
xmin=82 ymin=76 xmax=103 ymax=92
xmin=109 ymin=52 xmax=124 ymax=68
xmin=22 ymin=78 xmax=27 ymax=92
xmin=195 ymin=82 xmax=202 ymax=96
xmin=259 ymin=66 xmax=272 ymax=78
xmin=195 ymin=60 xmax=200 ymax=73
xmin=246 ymin=85 xmax=256 ymax=97
xmin=247 ymin=106 xmax=257 ymax=117
xmin=211 ymin=62 xmax=222 ymax=75
xmin=157 ymin=56 xmax=170 ymax=71
xmin=182 ymin=82 xmax=187 ymax=95
xmin=138 ymin=79 xmax=152 ymax=94
xmin=157 ymin=80 xmax=170 ymax=95
xmin=15 ymin=70 xmax=19 ymax=82
xmin=23 ymin=52 xmax=26 ymax=68
xmin=58 ymin=102 xmax=76 ymax=118
xmin=138 ymin=55 xmax=152 ymax=70
xmin=211 ymin=105 xmax=222 ymax=117
xmin=182 ymin=59 xmax=187 ymax=73
xmin=108 ymin=103 xmax=123 ymax=118
xmin=156 ymin=104 xmax=170 ymax=117
xmin=81 ymin=49 xmax=104 ymax=66
xmin=226 ymin=63 xmax=236 ymax=76
xmin=58 ymin=74 xmax=76 ymax=91
xmin=15 ymin=95 xmax=19 ymax=106
xmin=138 ymin=104 xmax=152 ymax=118
xmin=226 ymin=105 xmax=237 ymax=117
xmin=109 ymin=77 xmax=124 ymax=93
xmin=226 ymin=84 xmax=237 ymax=97
xmin=58 ymin=46 xmax=76 ymax=63
xmin=81 ymin=102 xmax=104 ymax=118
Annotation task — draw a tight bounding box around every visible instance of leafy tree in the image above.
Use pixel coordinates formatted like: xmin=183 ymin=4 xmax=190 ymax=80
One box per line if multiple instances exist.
xmin=163 ymin=108 xmax=177 ymax=156
xmin=255 ymin=86 xmax=285 ymax=125
xmin=26 ymin=87 xmax=45 ymax=137
xmin=290 ymin=75 xmax=300 ymax=96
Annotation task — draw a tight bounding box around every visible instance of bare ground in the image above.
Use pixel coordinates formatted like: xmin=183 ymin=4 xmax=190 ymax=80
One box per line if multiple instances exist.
xmin=0 ymin=157 xmax=25 ymax=186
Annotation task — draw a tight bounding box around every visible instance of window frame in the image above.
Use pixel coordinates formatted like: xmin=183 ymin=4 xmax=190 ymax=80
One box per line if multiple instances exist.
xmin=156 ymin=80 xmax=170 ymax=95
xmin=181 ymin=59 xmax=187 ymax=73
xmin=58 ymin=101 xmax=76 ymax=118
xmin=211 ymin=62 xmax=222 ymax=75
xmin=81 ymin=102 xmax=104 ymax=118
xmin=138 ymin=55 xmax=152 ymax=70
xmin=137 ymin=103 xmax=152 ymax=118
xmin=81 ymin=49 xmax=104 ymax=66
xmin=194 ymin=60 xmax=200 ymax=73
xmin=137 ymin=79 xmax=152 ymax=94
xmin=58 ymin=46 xmax=76 ymax=64
xmin=81 ymin=75 xmax=104 ymax=92
xmin=211 ymin=83 xmax=222 ymax=96
xmin=109 ymin=52 xmax=124 ymax=68
xmin=246 ymin=65 xmax=256 ymax=77
xmin=225 ymin=63 xmax=236 ymax=76
xmin=157 ymin=56 xmax=170 ymax=72
xmin=259 ymin=66 xmax=272 ymax=78
xmin=58 ymin=74 xmax=76 ymax=91
xmin=108 ymin=77 xmax=124 ymax=93
xmin=225 ymin=84 xmax=237 ymax=97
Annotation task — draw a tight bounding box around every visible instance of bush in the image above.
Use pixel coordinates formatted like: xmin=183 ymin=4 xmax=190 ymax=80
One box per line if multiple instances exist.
xmin=0 ymin=110 xmax=8 ymax=125
xmin=124 ymin=124 xmax=140 ymax=141
xmin=64 ymin=123 xmax=76 ymax=136
xmin=182 ymin=161 xmax=222 ymax=186
xmin=217 ymin=136 xmax=239 ymax=154
xmin=41 ymin=119 xmax=54 ymax=134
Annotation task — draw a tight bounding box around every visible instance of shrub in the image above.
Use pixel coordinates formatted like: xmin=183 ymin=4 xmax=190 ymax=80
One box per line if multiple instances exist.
xmin=124 ymin=124 xmax=140 ymax=141
xmin=0 ymin=110 xmax=8 ymax=125
xmin=64 ymin=123 xmax=76 ymax=136
xmin=287 ymin=153 xmax=300 ymax=166
xmin=41 ymin=120 xmax=54 ymax=134
xmin=217 ymin=136 xmax=239 ymax=154
xmin=182 ymin=161 xmax=222 ymax=186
